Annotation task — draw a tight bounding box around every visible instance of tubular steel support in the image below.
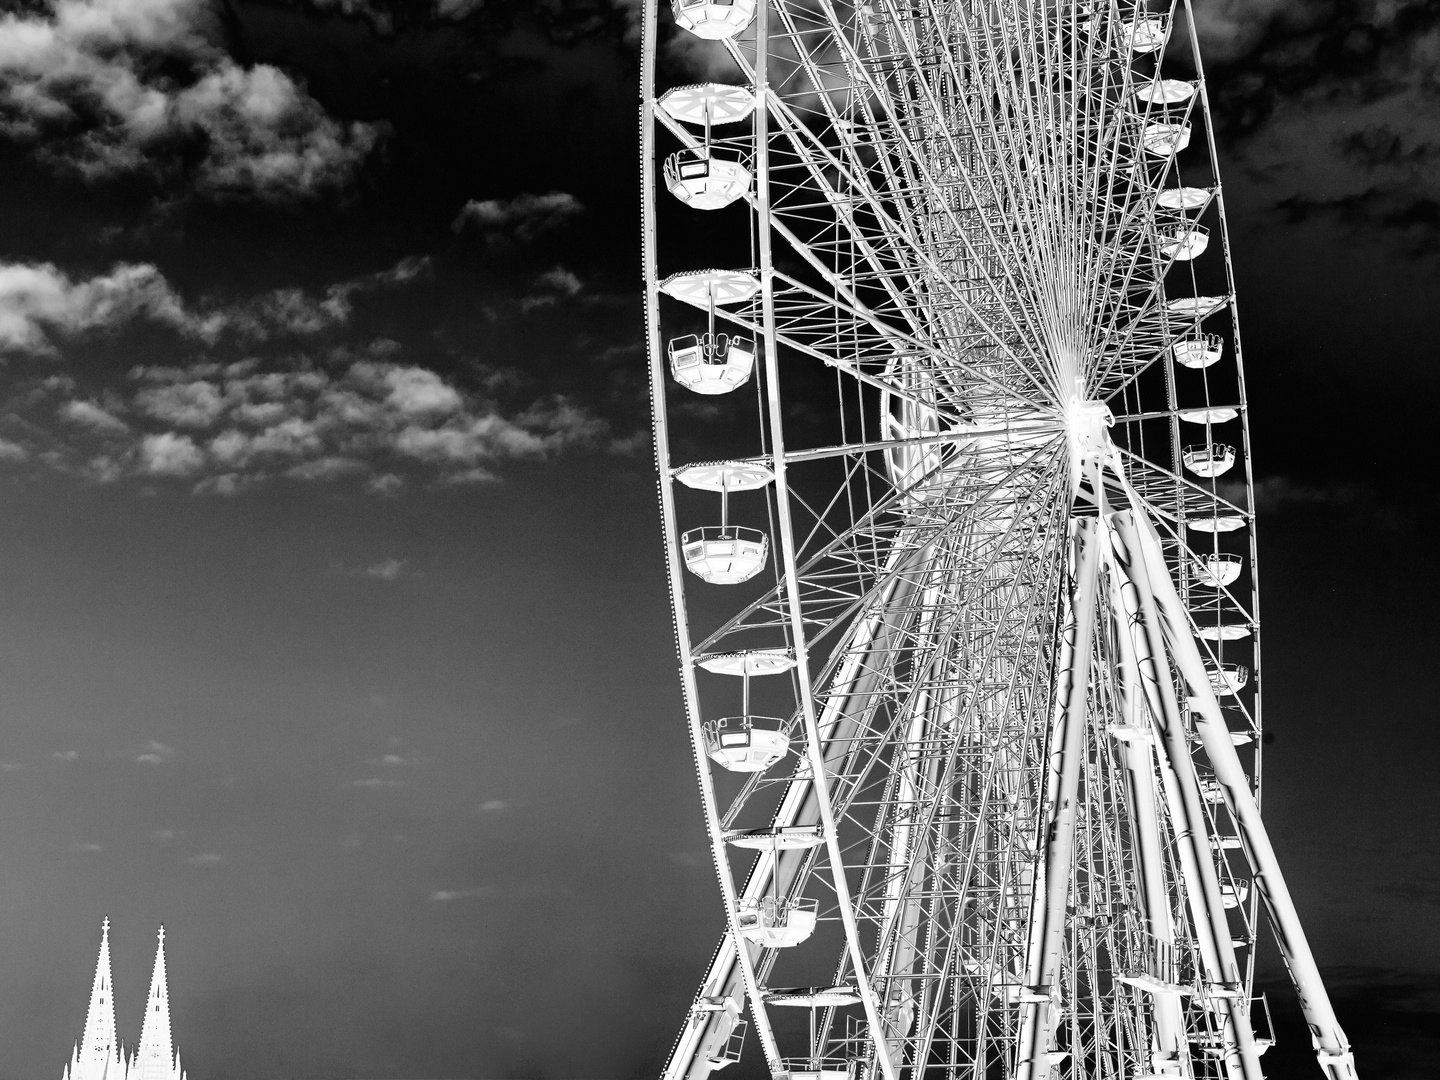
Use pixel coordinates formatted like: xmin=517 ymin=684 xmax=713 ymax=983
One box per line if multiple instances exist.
xmin=1107 ymin=591 xmax=1192 ymax=1079
xmin=1015 ymin=515 xmax=1103 ymax=1080
xmin=1107 ymin=512 xmax=1264 ymax=1080
xmin=1129 ymin=509 xmax=1359 ymax=1080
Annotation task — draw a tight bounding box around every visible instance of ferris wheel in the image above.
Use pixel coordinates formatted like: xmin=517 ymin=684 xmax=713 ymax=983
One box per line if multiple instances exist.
xmin=639 ymin=0 xmax=1358 ymax=1078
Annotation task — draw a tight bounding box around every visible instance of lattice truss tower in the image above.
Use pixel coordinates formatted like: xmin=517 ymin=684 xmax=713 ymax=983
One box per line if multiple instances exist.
xmin=639 ymin=1 xmax=1359 ymax=1079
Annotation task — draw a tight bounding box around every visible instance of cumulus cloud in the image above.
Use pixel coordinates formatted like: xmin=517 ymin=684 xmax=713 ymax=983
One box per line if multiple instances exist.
xmin=0 ymin=255 xmax=426 ymax=355
xmin=140 ymin=432 xmax=204 ymax=476
xmin=0 ymin=0 xmax=383 ymax=200
xmin=0 ymin=261 xmax=213 ymax=354
xmin=452 ymin=192 xmax=584 ymax=243
xmin=123 ymin=354 xmax=606 ymax=489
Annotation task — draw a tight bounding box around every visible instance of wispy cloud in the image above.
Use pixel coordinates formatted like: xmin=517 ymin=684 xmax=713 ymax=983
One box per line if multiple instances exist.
xmin=452 ymin=192 xmax=583 ymax=244
xmin=70 ymin=841 xmax=102 ymax=854
xmin=0 ymin=0 xmax=383 ymax=200
xmin=520 ymin=266 xmax=585 ymax=312
xmin=52 ymin=750 xmax=79 ymax=761
xmin=428 ymin=886 xmax=497 ymax=902
xmin=351 ymin=777 xmax=405 ymax=789
xmin=184 ymin=852 xmax=222 ymax=868
xmin=135 ymin=740 xmax=175 ymax=765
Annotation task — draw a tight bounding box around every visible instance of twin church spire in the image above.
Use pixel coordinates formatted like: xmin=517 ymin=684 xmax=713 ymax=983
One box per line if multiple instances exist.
xmin=63 ymin=921 xmax=186 ymax=1080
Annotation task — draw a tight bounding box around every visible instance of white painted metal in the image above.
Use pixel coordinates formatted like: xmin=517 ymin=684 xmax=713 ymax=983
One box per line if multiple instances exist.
xmin=642 ymin=0 xmax=1360 ymax=1075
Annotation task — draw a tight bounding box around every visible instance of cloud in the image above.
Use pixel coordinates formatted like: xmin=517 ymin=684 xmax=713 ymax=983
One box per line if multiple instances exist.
xmin=0 ymin=261 xmax=211 ymax=354
xmin=52 ymin=749 xmax=79 ymax=761
xmin=1198 ymin=0 xmax=1440 ymax=251
xmin=135 ymin=739 xmax=175 ymax=765
xmin=478 ymin=799 xmax=507 ymax=812
xmin=366 ymin=558 xmax=408 ymax=581
xmin=428 ymin=886 xmax=498 ymax=902
xmin=520 ymin=265 xmax=584 ymax=312
xmin=4 ymin=340 xmax=613 ymax=490
xmin=184 ymin=852 xmax=222 ymax=868
xmin=452 ymin=191 xmax=584 ymax=244
xmin=139 ymin=432 xmax=204 ymax=476
xmin=351 ymin=777 xmax=404 ymax=789
xmin=151 ymin=828 xmax=178 ymax=842
xmin=70 ymin=841 xmax=102 ymax=853
xmin=0 ymin=255 xmax=425 ymax=356
xmin=1219 ymin=476 xmax=1364 ymax=514
xmin=0 ymin=0 xmax=383 ymax=200
xmin=380 ymin=753 xmax=405 ymax=766
xmin=59 ymin=400 xmax=130 ymax=436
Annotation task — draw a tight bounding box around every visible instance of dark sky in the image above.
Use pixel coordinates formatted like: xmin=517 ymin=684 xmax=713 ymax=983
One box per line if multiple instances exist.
xmin=0 ymin=0 xmax=1433 ymax=1078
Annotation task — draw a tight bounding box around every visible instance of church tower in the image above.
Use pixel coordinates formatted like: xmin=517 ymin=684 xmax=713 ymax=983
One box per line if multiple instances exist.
xmin=126 ymin=928 xmax=185 ymax=1080
xmin=61 ymin=918 xmax=125 ymax=1080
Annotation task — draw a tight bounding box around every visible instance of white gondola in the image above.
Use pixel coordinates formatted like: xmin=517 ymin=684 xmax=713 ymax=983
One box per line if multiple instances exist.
xmin=668 ymin=333 xmax=755 ymax=394
xmin=1188 ymin=514 xmax=1246 ymax=534
xmin=1211 ymin=834 xmax=1245 ymax=850
xmin=1120 ymin=16 xmax=1168 ymax=52
xmin=1194 ymin=553 xmax=1243 ymax=587
xmin=1134 ymin=79 xmax=1196 ymax=106
xmin=1157 ymin=185 xmax=1210 ymax=210
xmin=1173 ymin=332 xmax=1224 ymax=368
xmin=664 ymin=148 xmax=752 ymax=210
xmin=1200 ymin=778 xmax=1226 ymax=804
xmin=670 ymin=0 xmax=757 ymax=39
xmin=678 ymin=461 xmax=773 ymax=583
xmin=1178 ymin=406 xmax=1239 ymax=424
xmin=735 ymin=896 xmax=818 ymax=947
xmin=1208 ymin=663 xmax=1250 ymax=696
xmin=704 ymin=715 xmax=790 ymax=771
xmin=781 ymin=1061 xmax=858 ymax=1080
xmin=1158 ymin=223 xmax=1210 ymax=261
xmin=1142 ymin=122 xmax=1191 ymax=157
xmin=1166 ymin=295 xmax=1227 ymax=319
xmin=661 ymin=270 xmax=759 ymax=397
xmin=1220 ymin=881 xmax=1251 ymax=909
xmin=682 ymin=527 xmax=769 ymax=583
xmin=1182 ymin=442 xmax=1236 ymax=477
xmin=1196 ymin=623 xmax=1252 ymax=641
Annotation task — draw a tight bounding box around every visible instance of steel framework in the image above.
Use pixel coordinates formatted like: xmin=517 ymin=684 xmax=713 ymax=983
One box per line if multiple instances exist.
xmin=640 ymin=1 xmax=1358 ymax=1078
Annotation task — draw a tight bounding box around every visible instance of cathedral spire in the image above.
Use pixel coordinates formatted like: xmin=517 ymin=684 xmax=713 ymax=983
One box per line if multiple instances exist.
xmin=129 ymin=927 xmax=181 ymax=1080
xmin=67 ymin=917 xmax=123 ymax=1080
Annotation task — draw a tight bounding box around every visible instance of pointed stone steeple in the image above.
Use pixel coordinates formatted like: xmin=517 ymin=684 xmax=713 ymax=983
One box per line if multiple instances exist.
xmin=128 ymin=927 xmax=183 ymax=1080
xmin=63 ymin=918 xmax=124 ymax=1080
